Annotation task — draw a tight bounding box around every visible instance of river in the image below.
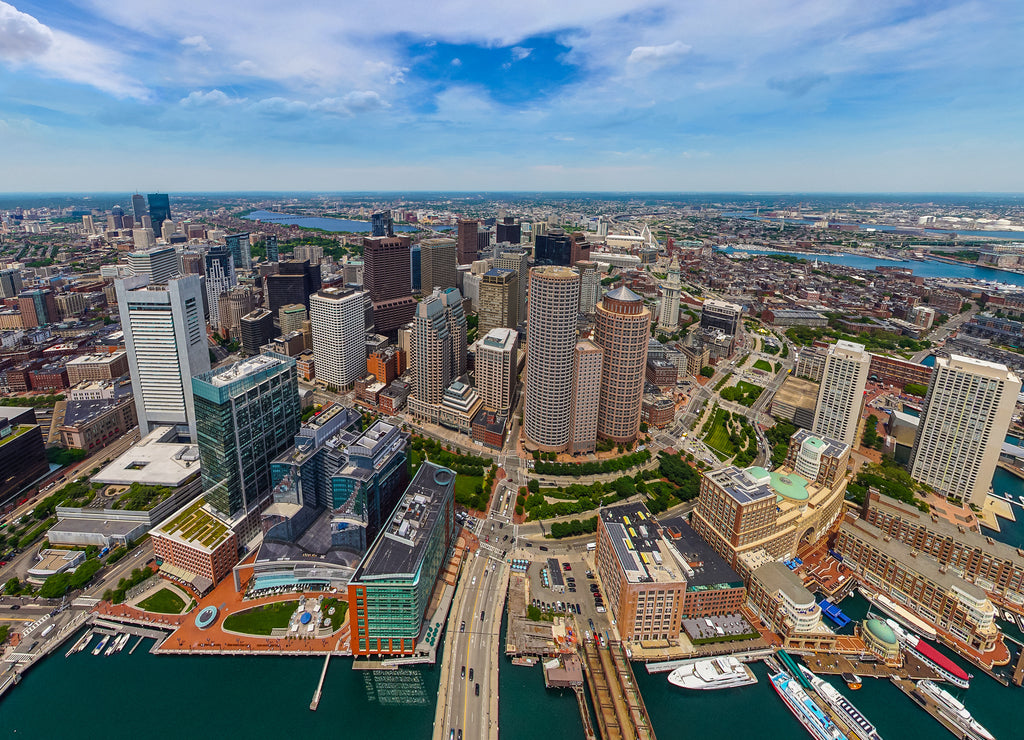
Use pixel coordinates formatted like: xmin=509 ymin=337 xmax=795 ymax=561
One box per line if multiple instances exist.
xmin=245 ymin=209 xmax=420 ymax=233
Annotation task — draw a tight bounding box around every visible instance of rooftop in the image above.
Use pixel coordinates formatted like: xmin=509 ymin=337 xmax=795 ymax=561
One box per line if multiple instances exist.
xmin=772 ymin=376 xmax=819 ymax=408
xmin=93 ymin=426 xmax=201 ymax=488
xmin=61 ymin=397 xmax=131 ymax=428
xmin=153 ymin=497 xmax=233 ymax=553
xmin=660 ymin=516 xmax=743 ymax=590
xmin=599 ymin=502 xmax=687 ymax=585
xmin=752 ymin=560 xmax=815 ymax=607
xmin=352 ymin=462 xmax=455 ymax=581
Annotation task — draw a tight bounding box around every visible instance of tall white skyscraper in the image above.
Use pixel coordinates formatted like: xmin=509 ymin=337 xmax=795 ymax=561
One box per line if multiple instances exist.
xmin=128 ymin=246 xmax=179 ymax=284
xmin=116 ymin=275 xmax=210 ymax=440
xmin=576 ymin=260 xmax=601 ymax=315
xmin=474 ymin=327 xmax=518 ymax=414
xmin=204 ymin=247 xmax=236 ymax=330
xmin=309 ymin=286 xmax=366 ymax=390
xmin=812 ymin=340 xmax=871 ymax=449
xmin=910 ymin=355 xmax=1021 ymax=507
xmin=524 ymin=266 xmax=580 ymax=451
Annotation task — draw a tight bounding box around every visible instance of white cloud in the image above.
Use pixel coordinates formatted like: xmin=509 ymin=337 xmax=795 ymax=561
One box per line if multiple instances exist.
xmin=626 ymin=40 xmax=692 ymax=68
xmin=180 ymin=34 xmax=211 ymax=53
xmin=313 ymin=91 xmax=389 ymax=116
xmin=180 ymin=89 xmax=245 ymax=106
xmin=450 ymin=58 xmax=462 ymax=67
xmin=0 ymin=1 xmax=145 ymax=98
xmin=511 ymin=46 xmax=532 ymax=62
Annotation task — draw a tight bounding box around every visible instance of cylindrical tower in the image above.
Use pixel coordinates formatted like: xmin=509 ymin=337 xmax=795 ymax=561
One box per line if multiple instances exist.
xmin=524 ymin=266 xmax=580 ymax=451
xmin=594 ymin=285 xmax=650 ymax=443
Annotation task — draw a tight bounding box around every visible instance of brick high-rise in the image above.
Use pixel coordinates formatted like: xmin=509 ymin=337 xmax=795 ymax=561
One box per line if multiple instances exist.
xmin=457 ymin=218 xmax=479 ymax=265
xmin=593 ymin=285 xmax=650 ymax=443
xmin=363 ymin=235 xmax=416 ymax=333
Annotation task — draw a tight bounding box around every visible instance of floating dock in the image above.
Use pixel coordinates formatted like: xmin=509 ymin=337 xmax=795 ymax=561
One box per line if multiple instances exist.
xmin=819 ymin=599 xmax=851 ymax=629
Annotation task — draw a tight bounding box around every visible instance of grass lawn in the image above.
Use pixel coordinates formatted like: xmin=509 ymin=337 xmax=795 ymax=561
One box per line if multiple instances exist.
xmin=222 ymin=600 xmax=298 ymax=635
xmin=753 ymin=359 xmax=773 ymax=372
xmin=454 ymin=474 xmax=483 ymax=500
xmin=137 ymin=588 xmax=186 ymax=614
xmin=409 ymin=449 xmax=423 ymax=476
xmin=320 ymin=598 xmax=348 ymax=629
xmin=703 ymin=409 xmax=736 ymax=460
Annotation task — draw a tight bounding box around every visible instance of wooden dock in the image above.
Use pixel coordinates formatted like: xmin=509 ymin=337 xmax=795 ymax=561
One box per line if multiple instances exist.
xmin=889 ymin=677 xmax=968 ymax=738
xmin=310 ymin=653 xmax=331 ymax=710
xmin=581 ymin=640 xmax=656 ymax=740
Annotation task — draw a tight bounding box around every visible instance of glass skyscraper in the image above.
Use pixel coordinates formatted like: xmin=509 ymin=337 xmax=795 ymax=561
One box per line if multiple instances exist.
xmin=146 ymin=193 xmax=171 ymax=236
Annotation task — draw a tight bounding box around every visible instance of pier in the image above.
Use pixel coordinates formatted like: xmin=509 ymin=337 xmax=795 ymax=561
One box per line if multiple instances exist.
xmin=581 ymin=640 xmax=656 ymax=740
xmin=310 ymin=653 xmax=331 ymax=710
xmin=889 ymin=677 xmax=965 ymax=737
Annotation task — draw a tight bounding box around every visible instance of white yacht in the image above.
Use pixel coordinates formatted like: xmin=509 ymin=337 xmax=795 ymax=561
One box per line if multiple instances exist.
xmin=667 ymin=657 xmax=757 ymax=690
xmin=916 ymin=680 xmax=994 ymax=740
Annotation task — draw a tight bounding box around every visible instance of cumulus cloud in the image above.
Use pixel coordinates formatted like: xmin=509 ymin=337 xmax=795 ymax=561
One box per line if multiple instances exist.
xmin=767 ymin=73 xmax=829 ymax=97
xmin=180 ymin=89 xmax=245 ymax=106
xmin=313 ymin=90 xmax=389 ymax=116
xmin=511 ymin=46 xmax=532 ymax=62
xmin=450 ymin=57 xmax=462 ymax=67
xmin=626 ymin=40 xmax=691 ymax=68
xmin=180 ymin=34 xmax=211 ymax=53
xmin=0 ymin=1 xmax=144 ymax=97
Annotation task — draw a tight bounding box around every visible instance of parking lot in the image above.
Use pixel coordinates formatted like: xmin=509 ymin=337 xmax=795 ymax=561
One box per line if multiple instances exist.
xmin=521 ymin=540 xmax=615 ymax=642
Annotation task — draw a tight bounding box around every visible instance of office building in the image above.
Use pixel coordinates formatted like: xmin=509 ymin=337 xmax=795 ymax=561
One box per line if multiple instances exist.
xmin=570 ymin=340 xmax=602 ymax=455
xmin=239 ymin=308 xmax=275 ymax=355
xmin=128 ymin=246 xmax=179 ymax=285
xmin=812 ymin=340 xmax=871 ymax=449
xmin=0 ymin=415 xmax=48 ymax=507
xmin=691 ymin=430 xmax=850 ymax=569
xmin=524 ymin=266 xmax=580 ymax=451
xmin=131 ymin=193 xmax=148 ymax=224
xmin=55 ymin=291 xmax=87 ymax=320
xmin=474 ymin=328 xmax=518 ymax=414
xmin=146 ymin=193 xmax=171 ymax=237
xmin=795 ymin=345 xmax=827 ymax=382
xmin=411 ymin=288 xmax=463 ymax=407
xmin=151 ymin=498 xmax=238 ymax=593
xmin=534 ymin=229 xmax=574 ymax=266
xmin=193 ymin=352 xmax=300 ymax=523
xmin=348 ymin=462 xmax=457 ymax=657
xmin=577 ymin=260 xmax=602 ymax=315
xmin=0 ymin=269 xmax=24 ymax=300
xmin=700 ymin=298 xmax=742 ymax=335
xmin=132 ymin=227 xmax=156 ymax=250
xmin=204 ymin=246 xmax=236 ymax=330
xmin=410 ymin=244 xmax=421 ymax=292
xmin=279 ymin=303 xmax=308 ymax=335
xmin=420 ymin=238 xmax=457 ymax=292
xmin=745 ymin=558 xmax=822 ymax=637
xmin=594 ymin=286 xmax=650 ymax=443
xmin=371 ymin=210 xmax=394 ymax=237
xmin=457 ymin=218 xmax=480 ymax=265
xmin=309 ymin=287 xmax=367 ymax=390
xmin=909 ymin=355 xmax=1020 ymax=507
xmin=66 ymin=351 xmax=129 ymax=384
xmin=266 ymin=259 xmax=322 ymax=314
xmin=364 ymin=235 xmax=416 ymax=333
xmin=116 ymin=275 xmax=210 ymax=439
xmin=478 ymin=268 xmax=518 ymax=336
xmin=225 ymin=232 xmax=252 ymax=272
xmin=495 ymin=248 xmax=529 ymax=321
xmin=217 ymin=286 xmax=257 ymax=339
xmin=265 ymin=234 xmax=279 ymax=262
xmin=179 ymin=251 xmax=204 ymax=276
xmin=836 ymin=513 xmax=999 ymax=653
xmin=496 ymin=216 xmax=521 ymax=245
xmin=18 ymin=289 xmax=58 ymax=327
xmin=658 ymin=260 xmax=681 ymax=330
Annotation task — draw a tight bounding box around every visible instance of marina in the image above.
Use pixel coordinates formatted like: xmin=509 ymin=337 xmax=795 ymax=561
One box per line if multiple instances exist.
xmin=799 ymin=666 xmax=882 ymax=740
xmin=666 ymin=656 xmax=757 ymax=691
xmin=765 ymin=656 xmax=848 ymax=740
xmin=890 ymin=678 xmax=995 ymax=740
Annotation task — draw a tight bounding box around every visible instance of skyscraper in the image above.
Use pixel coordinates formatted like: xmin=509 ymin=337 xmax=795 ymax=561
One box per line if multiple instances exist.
xmin=128 ymin=246 xmax=179 ymax=285
xmin=524 ymin=266 xmax=580 ymax=451
xmin=110 ymin=204 xmax=125 ymax=230
xmin=146 ymin=193 xmax=171 ymax=236
xmin=570 ymin=340 xmax=603 ymax=454
xmin=204 ymin=246 xmax=237 ymax=330
xmin=0 ymin=269 xmax=23 ymax=300
xmin=577 ymin=260 xmax=602 ymax=315
xmin=363 ymin=235 xmax=416 ymax=333
xmin=225 ymin=232 xmax=252 ymax=272
xmin=534 ymin=229 xmax=574 ymax=266
xmin=131 ymin=193 xmax=148 ymax=225
xmin=457 ymin=218 xmax=480 ymax=265
xmin=812 ymin=340 xmax=871 ymax=449
xmin=266 ymin=259 xmax=321 ymax=314
xmin=658 ymin=259 xmax=681 ymax=330
xmin=700 ymin=298 xmax=742 ymax=335
xmin=477 ymin=268 xmax=518 ymax=336
xmin=265 ymin=235 xmax=279 ymax=263
xmin=371 ymin=210 xmax=394 ymax=237
xmin=132 ymin=228 xmax=156 ymax=250
xmin=18 ymin=289 xmax=58 ymax=327
xmin=910 ymin=355 xmax=1021 ymax=507
xmin=410 ymin=244 xmax=421 ymax=292
xmin=420 ymin=238 xmax=457 ymax=292
xmin=495 ymin=248 xmax=529 ymax=323
xmin=217 ymin=286 xmax=257 ymax=339
xmin=279 ymin=303 xmax=308 ymax=335
xmin=593 ymin=286 xmax=651 ymax=443
xmin=193 ymin=352 xmax=300 ymax=522
xmin=309 ymin=287 xmax=366 ymax=390
xmin=474 ymin=328 xmax=518 ymax=414
xmin=116 ymin=275 xmax=210 ymax=440
xmin=412 ymin=294 xmax=453 ymax=407
xmin=496 ymin=216 xmax=521 ymax=244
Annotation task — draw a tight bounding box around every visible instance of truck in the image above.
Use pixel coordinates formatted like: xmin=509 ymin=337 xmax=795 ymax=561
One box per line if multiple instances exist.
xmin=586 ymin=542 xmax=597 ymax=552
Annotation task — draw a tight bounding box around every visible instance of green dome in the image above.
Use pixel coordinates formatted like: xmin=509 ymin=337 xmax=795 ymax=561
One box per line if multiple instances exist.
xmin=863 ymin=618 xmax=897 ymax=646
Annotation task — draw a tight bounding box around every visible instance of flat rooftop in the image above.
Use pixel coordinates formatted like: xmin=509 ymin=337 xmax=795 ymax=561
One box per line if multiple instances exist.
xmin=752 ymin=560 xmax=816 ymax=606
xmin=772 ymin=376 xmax=818 ymax=408
xmin=203 ymin=353 xmax=284 ymax=387
xmin=153 ymin=497 xmax=233 ymax=553
xmin=599 ymin=502 xmax=687 ymax=585
xmin=49 ymin=517 xmax=143 ymax=539
xmin=93 ymin=426 xmax=200 ymax=487
xmin=352 ymin=462 xmax=455 ymax=581
xmin=660 ymin=516 xmax=743 ymax=590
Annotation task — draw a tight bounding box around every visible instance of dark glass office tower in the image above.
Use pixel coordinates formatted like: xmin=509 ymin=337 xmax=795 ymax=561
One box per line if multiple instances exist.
xmin=410 ymin=244 xmax=421 ymax=291
xmin=265 ymin=259 xmax=322 ymax=314
xmin=147 ymin=193 xmax=171 ymax=236
xmin=371 ymin=210 xmax=394 ymax=237
xmin=534 ymin=229 xmax=574 ymax=266
xmin=131 ymin=193 xmax=148 ymax=225
xmin=225 ymin=232 xmax=252 ymax=271
xmin=265 ymin=234 xmax=279 ymax=262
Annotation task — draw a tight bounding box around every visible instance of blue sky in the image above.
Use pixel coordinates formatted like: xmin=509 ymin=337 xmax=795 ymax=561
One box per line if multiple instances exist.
xmin=0 ymin=0 xmax=1021 ymax=192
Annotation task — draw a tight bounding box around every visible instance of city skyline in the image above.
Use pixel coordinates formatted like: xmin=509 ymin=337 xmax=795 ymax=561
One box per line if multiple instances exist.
xmin=1 ymin=1 xmax=1022 ymax=192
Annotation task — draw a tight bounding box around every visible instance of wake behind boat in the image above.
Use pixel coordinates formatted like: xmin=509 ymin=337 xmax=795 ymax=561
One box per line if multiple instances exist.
xmin=667 ymin=657 xmax=757 ymax=690
xmin=799 ymin=666 xmax=882 ymax=740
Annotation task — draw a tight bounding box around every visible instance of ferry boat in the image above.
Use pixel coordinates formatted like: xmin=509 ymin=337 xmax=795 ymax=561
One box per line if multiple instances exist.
xmin=92 ymin=635 xmax=109 ymax=656
xmin=799 ymin=667 xmax=882 ymax=740
xmin=885 ymin=620 xmax=971 ymax=689
xmin=861 ymin=589 xmax=937 ymax=640
xmin=667 ymin=657 xmax=757 ymax=690
xmin=916 ymin=680 xmax=994 ymax=740
xmin=768 ymin=662 xmax=849 ymax=740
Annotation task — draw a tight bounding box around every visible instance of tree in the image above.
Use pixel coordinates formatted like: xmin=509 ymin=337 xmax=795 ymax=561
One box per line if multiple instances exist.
xmin=700 ymin=366 xmax=714 ymax=378
xmin=528 ymin=478 xmax=540 ymax=493
xmin=862 ymin=414 xmax=883 ymax=450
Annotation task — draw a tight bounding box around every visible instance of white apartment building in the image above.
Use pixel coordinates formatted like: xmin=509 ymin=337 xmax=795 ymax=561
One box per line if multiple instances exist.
xmin=309 ymin=287 xmax=367 ymax=390
xmin=812 ymin=340 xmax=870 ymax=449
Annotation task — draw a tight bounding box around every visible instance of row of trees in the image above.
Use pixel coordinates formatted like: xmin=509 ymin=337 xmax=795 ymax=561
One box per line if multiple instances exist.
xmin=532 ymin=449 xmax=652 ymax=477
